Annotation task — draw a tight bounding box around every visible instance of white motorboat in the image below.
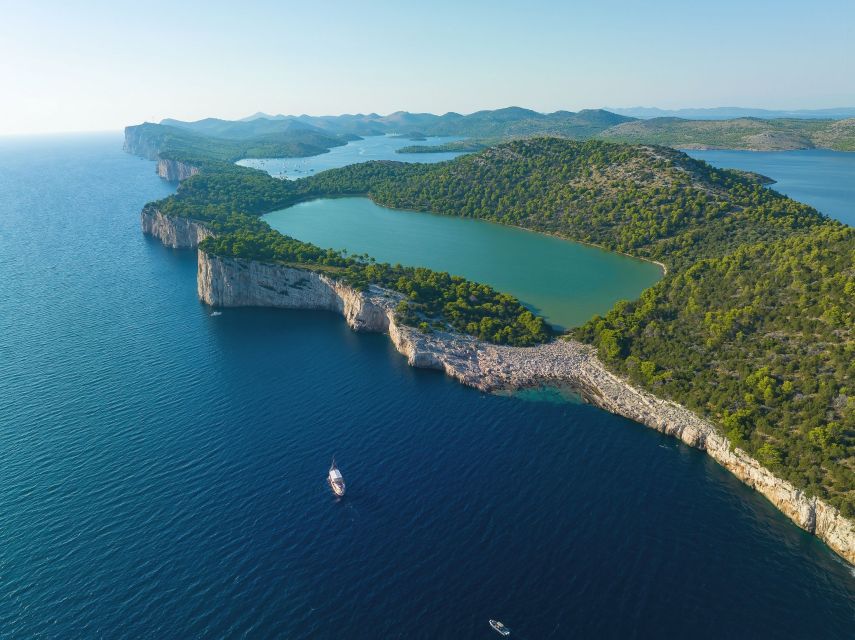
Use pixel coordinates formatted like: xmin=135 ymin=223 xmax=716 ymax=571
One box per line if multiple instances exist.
xmin=489 ymin=620 xmax=510 ymax=636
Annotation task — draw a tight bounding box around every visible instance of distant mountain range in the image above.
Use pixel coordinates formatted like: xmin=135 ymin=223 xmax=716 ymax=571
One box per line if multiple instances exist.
xmin=166 ymin=107 xmax=635 ymax=140
xmin=608 ymin=106 xmax=855 ymax=120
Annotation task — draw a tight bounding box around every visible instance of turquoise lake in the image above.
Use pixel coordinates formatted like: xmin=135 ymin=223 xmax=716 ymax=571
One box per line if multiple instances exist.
xmin=237 ymin=134 xmax=464 ymax=179
xmin=264 ymin=198 xmax=663 ymax=329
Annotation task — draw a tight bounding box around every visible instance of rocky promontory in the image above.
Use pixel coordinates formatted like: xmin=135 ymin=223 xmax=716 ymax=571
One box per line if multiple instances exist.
xmin=123 ymin=126 xmax=200 ymax=181
xmin=197 ymin=248 xmax=855 ymax=565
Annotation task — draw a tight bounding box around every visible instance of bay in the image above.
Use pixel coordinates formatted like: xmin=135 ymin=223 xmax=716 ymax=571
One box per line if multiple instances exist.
xmin=237 ymin=134 xmax=464 ymax=180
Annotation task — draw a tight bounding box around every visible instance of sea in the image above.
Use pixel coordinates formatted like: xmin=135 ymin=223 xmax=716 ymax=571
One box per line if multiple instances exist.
xmin=687 ymin=148 xmax=855 ymax=227
xmin=0 ymin=133 xmax=853 ymax=638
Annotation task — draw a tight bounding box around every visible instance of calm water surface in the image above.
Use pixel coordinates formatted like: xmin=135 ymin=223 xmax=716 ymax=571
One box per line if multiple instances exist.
xmin=1 ymin=134 xmax=853 ymax=639
xmin=687 ymin=149 xmax=855 ymax=226
xmin=237 ymin=134 xmax=464 ymax=179
xmin=264 ymin=198 xmax=662 ymax=329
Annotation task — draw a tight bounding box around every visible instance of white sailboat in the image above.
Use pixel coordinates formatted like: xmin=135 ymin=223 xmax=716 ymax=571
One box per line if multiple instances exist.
xmin=328 ymin=458 xmax=345 ymax=497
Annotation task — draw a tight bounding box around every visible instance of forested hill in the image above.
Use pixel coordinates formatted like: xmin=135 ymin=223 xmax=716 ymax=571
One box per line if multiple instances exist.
xmin=303 ymin=139 xmax=827 ymax=267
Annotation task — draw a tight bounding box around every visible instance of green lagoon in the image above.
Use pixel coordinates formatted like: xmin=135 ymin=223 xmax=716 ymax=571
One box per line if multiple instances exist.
xmin=264 ymin=197 xmax=663 ymax=329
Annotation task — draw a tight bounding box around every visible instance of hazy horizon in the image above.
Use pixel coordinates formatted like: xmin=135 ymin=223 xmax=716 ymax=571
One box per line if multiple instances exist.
xmin=2 ymin=0 xmax=854 ymax=135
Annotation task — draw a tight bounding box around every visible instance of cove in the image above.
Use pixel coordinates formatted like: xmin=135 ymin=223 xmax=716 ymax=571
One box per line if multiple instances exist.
xmin=263 ymin=197 xmax=663 ymax=329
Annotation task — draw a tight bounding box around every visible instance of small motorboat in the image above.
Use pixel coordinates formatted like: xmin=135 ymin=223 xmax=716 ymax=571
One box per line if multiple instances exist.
xmin=489 ymin=620 xmax=510 ymax=636
xmin=328 ymin=458 xmax=345 ymax=497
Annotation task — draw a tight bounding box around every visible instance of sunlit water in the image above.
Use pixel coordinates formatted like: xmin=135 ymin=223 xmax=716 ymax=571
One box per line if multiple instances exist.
xmin=687 ymin=149 xmax=855 ymax=226
xmin=237 ymin=134 xmax=464 ymax=179
xmin=264 ymin=198 xmax=662 ymax=329
xmin=1 ymin=134 xmax=853 ymax=639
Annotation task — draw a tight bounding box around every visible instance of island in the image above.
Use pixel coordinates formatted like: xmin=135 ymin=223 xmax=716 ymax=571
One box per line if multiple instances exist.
xmin=144 ymin=107 xmax=855 ymax=152
xmin=126 ymin=125 xmax=855 ymax=565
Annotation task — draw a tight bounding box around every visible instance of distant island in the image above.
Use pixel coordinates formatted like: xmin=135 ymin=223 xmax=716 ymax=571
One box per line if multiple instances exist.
xmin=130 ymin=107 xmax=855 ymax=159
xmin=125 ymin=120 xmax=855 ymax=565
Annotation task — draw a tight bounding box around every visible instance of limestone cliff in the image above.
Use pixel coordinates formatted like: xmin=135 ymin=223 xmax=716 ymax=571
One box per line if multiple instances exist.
xmin=156 ymin=159 xmax=200 ymax=182
xmin=123 ymin=125 xmax=160 ymax=160
xmin=123 ymin=126 xmax=200 ymax=181
xmin=197 ymin=250 xmax=855 ymax=565
xmin=140 ymin=206 xmax=212 ymax=249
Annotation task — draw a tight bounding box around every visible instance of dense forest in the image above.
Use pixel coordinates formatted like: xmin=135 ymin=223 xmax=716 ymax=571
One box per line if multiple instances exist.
xmin=141 ymin=136 xmax=853 ymax=513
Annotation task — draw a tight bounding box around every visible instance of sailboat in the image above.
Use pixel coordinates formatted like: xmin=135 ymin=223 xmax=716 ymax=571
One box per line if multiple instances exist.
xmin=328 ymin=458 xmax=345 ymax=497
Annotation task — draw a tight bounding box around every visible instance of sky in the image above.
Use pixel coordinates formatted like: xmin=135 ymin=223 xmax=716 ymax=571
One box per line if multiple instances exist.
xmin=1 ymin=0 xmax=853 ymax=135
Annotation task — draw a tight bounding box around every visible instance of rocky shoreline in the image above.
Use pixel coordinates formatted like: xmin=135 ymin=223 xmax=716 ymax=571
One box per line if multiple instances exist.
xmin=147 ymin=207 xmax=855 ymax=565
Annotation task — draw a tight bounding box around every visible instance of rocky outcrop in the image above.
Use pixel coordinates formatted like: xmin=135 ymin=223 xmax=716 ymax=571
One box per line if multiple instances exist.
xmin=140 ymin=206 xmax=212 ymax=249
xmin=197 ymin=250 xmax=855 ymax=565
xmin=156 ymin=159 xmax=199 ymax=182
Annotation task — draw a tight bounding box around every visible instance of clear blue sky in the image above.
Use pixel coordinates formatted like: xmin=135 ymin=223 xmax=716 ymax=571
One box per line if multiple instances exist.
xmin=1 ymin=0 xmax=853 ymax=134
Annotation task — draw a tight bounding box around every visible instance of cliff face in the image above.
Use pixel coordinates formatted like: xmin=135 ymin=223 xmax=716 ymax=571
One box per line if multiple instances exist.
xmin=197 ymin=250 xmax=855 ymax=565
xmin=123 ymin=125 xmax=160 ymax=160
xmin=123 ymin=126 xmax=200 ymax=181
xmin=140 ymin=206 xmax=212 ymax=249
xmin=197 ymin=251 xmax=396 ymax=331
xmin=156 ymin=159 xmax=200 ymax=182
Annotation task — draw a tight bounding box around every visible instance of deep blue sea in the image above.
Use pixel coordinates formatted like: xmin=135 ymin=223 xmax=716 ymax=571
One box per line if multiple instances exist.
xmin=687 ymin=149 xmax=855 ymax=226
xmin=1 ymin=134 xmax=853 ymax=639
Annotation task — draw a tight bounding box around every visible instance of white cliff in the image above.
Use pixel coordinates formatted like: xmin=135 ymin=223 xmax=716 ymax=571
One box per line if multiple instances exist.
xmin=156 ymin=159 xmax=200 ymax=182
xmin=197 ymin=249 xmax=855 ymax=565
xmin=140 ymin=206 xmax=212 ymax=249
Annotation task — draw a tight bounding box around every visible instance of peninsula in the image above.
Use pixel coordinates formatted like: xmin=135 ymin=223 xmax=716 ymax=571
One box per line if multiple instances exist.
xmin=126 ymin=125 xmax=854 ymax=564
